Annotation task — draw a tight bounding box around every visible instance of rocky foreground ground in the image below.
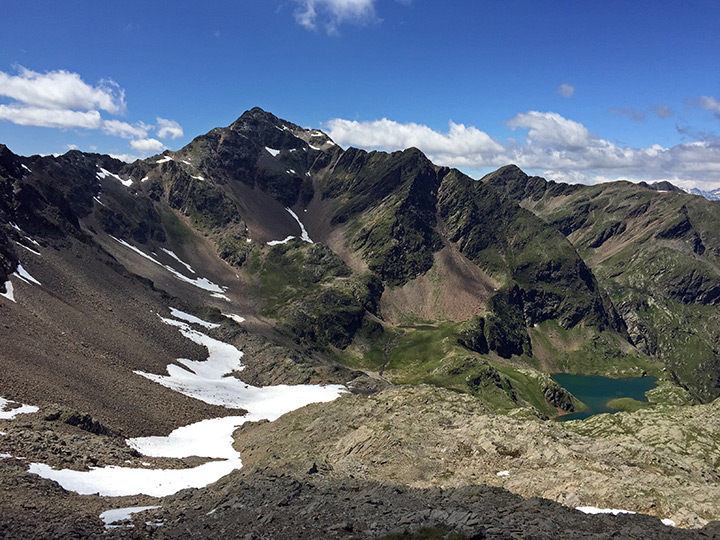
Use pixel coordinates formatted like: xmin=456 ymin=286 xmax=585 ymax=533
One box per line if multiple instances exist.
xmin=2 ymin=384 xmax=720 ymax=539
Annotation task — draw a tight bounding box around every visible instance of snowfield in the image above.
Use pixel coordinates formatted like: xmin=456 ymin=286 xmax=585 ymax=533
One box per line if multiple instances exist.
xmin=26 ymin=311 xmax=346 ymax=497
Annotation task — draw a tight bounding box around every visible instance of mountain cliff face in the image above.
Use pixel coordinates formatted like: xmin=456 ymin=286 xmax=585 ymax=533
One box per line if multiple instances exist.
xmin=2 ymin=108 xmax=720 ymax=537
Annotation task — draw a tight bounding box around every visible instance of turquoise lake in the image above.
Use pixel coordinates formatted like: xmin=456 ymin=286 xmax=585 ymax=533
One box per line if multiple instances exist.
xmin=551 ymin=373 xmax=658 ymax=422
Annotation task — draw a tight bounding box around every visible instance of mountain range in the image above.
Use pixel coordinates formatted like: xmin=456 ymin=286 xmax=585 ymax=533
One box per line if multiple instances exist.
xmin=1 ymin=108 xmax=719 ymax=538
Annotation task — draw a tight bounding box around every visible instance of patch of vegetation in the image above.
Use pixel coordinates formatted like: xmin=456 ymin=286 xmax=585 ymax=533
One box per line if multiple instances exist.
xmin=606 ymin=397 xmax=651 ymax=413
xmin=166 ymin=167 xmax=240 ymax=230
xmin=94 ymin=194 xmax=166 ymax=244
xmin=217 ymin=234 xmax=253 ymax=267
xmin=256 ymin=241 xmax=384 ymax=349
xmin=527 ymin=320 xmax=662 ymax=378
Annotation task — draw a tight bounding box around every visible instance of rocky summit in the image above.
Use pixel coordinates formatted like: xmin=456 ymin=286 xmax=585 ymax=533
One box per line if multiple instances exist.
xmin=1 ymin=108 xmax=720 ymax=539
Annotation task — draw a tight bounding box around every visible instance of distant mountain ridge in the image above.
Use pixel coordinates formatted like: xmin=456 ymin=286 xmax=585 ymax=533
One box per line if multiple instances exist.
xmin=1 ymin=107 xmax=719 ymax=411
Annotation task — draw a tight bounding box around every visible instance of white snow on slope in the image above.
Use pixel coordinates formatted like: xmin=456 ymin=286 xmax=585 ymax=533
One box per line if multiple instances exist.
xmin=27 ymin=315 xmax=346 ymax=497
xmin=15 ymin=242 xmax=41 ymax=256
xmin=0 ymin=397 xmax=39 ymax=419
xmin=0 ymin=280 xmax=14 ymax=302
xmin=160 ymin=248 xmax=195 ymax=274
xmin=286 ymin=207 xmax=312 ymax=243
xmin=100 ymin=506 xmax=160 ymax=529
xmin=576 ymin=506 xmax=636 ymax=516
xmin=267 ymin=235 xmax=295 ymax=246
xmin=15 ymin=264 xmax=40 ymax=285
xmin=134 ymin=317 xmax=344 ymax=413
xmin=111 ymin=237 xmax=224 ymax=293
xmin=223 ymin=313 xmax=245 ymax=324
xmin=21 ymin=164 xmax=32 ymax=173
xmin=265 ymin=147 xmax=280 ymax=157
xmin=168 ymin=307 xmax=219 ymax=329
xmin=156 ymin=156 xmax=173 ymax=164
xmin=1 ymin=263 xmax=41 ymax=302
xmin=97 ymin=167 xmax=132 ymax=187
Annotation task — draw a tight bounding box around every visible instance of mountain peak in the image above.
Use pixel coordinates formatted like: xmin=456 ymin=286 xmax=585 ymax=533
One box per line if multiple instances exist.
xmin=479 ymin=164 xmax=527 ymax=183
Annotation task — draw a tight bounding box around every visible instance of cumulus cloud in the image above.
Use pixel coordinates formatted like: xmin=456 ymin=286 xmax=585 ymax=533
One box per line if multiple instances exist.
xmin=556 ymin=83 xmax=575 ymax=98
xmin=326 ymin=111 xmax=720 ymax=189
xmin=102 ymin=119 xmax=149 ymax=139
xmin=0 ymin=66 xmax=125 ymax=114
xmin=156 ymin=117 xmax=184 ymax=139
xmin=294 ymin=0 xmax=378 ymax=33
xmin=327 ymin=117 xmax=506 ymax=167
xmin=0 ymin=104 xmax=102 ymax=129
xmin=0 ymin=66 xmax=184 ymax=156
xmin=130 ymin=138 xmax=166 ymax=154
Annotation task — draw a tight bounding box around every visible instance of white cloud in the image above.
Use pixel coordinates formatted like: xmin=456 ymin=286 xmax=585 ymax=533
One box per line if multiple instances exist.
xmin=0 ymin=66 xmax=184 ymax=156
xmin=130 ymin=138 xmax=166 ymax=154
xmin=0 ymin=104 xmax=102 ymax=129
xmin=110 ymin=153 xmax=140 ymax=163
xmin=557 ymin=83 xmax=575 ymax=98
xmin=294 ymin=0 xmax=377 ymax=33
xmin=507 ymin=111 xmax=592 ymax=149
xmin=102 ymin=119 xmax=149 ymax=139
xmin=326 ymin=118 xmax=506 ymax=167
xmin=326 ymin=111 xmax=720 ymax=189
xmin=0 ymin=66 xmax=125 ymax=114
xmin=156 ymin=117 xmax=184 ymax=139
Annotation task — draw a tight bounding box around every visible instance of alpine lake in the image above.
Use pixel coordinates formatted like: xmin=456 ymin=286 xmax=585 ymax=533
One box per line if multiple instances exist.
xmin=551 ymin=373 xmax=658 ymax=422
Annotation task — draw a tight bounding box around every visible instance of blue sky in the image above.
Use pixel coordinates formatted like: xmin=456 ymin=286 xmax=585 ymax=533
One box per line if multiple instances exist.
xmin=2 ymin=1 xmax=720 ymax=189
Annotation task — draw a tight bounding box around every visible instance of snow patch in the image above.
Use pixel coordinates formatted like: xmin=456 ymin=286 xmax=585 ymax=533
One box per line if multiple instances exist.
xmin=141 ymin=176 xmax=149 ymax=182
xmin=496 ymin=470 xmax=510 ymax=477
xmin=211 ymin=292 xmax=231 ymax=302
xmin=286 ymin=208 xmax=312 ymax=243
xmin=21 ymin=164 xmax=32 ymax=173
xmin=168 ymin=307 xmax=220 ymax=329
xmin=93 ymin=196 xmax=105 ymax=207
xmin=223 ymin=313 xmax=245 ymax=324
xmin=14 ymin=264 xmax=40 ymax=285
xmin=29 ymin=315 xmax=345 ymax=497
xmin=286 ymin=169 xmax=296 ymax=174
xmin=100 ymin=506 xmax=160 ymax=530
xmin=97 ymin=167 xmax=132 ymax=187
xmin=662 ymin=518 xmax=676 ymax=527
xmin=156 ymin=156 xmax=173 ymax=164
xmin=192 ymin=175 xmax=205 ymax=181
xmin=15 ymin=242 xmax=41 ymax=256
xmin=111 ymin=237 xmax=224 ymax=293
xmin=0 ymin=397 xmax=39 ymax=419
xmin=160 ymin=248 xmax=195 ymax=274
xmin=265 ymin=147 xmax=280 ymax=157
xmin=267 ymin=235 xmax=295 ymax=246
xmin=576 ymin=506 xmax=636 ymax=516
xmin=1 ymin=280 xmax=15 ymax=302
xmin=0 ymin=453 xmax=12 ymax=459
xmin=134 ymin=317 xmax=345 ymax=413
